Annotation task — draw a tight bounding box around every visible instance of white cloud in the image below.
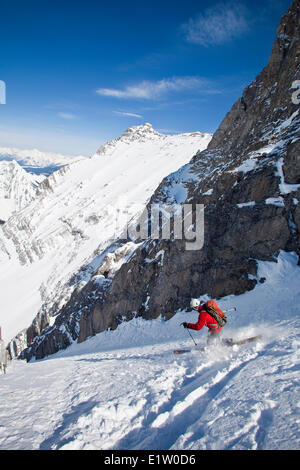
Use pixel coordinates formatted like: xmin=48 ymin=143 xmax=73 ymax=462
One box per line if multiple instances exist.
xmin=113 ymin=111 xmax=143 ymax=118
xmin=58 ymin=112 xmax=77 ymax=120
xmin=183 ymin=2 xmax=249 ymax=47
xmin=96 ymin=76 xmax=210 ymax=100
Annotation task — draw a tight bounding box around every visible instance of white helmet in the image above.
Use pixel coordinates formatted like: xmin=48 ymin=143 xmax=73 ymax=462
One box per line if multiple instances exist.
xmin=190 ymin=298 xmax=200 ymax=310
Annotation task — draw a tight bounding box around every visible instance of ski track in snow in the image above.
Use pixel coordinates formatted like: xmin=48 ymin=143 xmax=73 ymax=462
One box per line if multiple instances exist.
xmin=0 ymin=320 xmax=299 ymax=450
xmin=0 ymin=251 xmax=300 ymax=450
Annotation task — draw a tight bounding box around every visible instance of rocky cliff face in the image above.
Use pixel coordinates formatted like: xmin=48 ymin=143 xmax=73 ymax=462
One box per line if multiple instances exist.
xmin=76 ymin=0 xmax=300 ymax=345
xmin=21 ymin=0 xmax=300 ymax=360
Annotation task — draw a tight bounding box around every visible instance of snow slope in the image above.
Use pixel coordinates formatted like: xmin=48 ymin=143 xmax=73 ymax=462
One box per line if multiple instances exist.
xmin=0 ymin=251 xmax=299 ymax=450
xmin=0 ymin=124 xmax=211 ymax=344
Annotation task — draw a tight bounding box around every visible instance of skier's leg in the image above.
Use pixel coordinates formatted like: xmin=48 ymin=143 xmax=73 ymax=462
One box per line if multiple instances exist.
xmin=207 ymin=330 xmax=221 ymax=346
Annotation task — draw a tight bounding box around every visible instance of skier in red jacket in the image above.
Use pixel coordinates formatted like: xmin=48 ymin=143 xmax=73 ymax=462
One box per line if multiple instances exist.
xmin=181 ymin=298 xmax=223 ymax=345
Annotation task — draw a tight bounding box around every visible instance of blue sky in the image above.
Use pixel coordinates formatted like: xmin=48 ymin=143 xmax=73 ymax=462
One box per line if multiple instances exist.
xmin=0 ymin=0 xmax=293 ymax=156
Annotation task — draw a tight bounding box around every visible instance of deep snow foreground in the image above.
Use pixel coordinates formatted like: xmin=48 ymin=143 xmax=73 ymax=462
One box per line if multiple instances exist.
xmin=0 ymin=251 xmax=299 ymax=450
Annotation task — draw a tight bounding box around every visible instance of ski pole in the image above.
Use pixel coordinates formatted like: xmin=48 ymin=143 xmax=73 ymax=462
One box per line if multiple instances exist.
xmin=186 ymin=327 xmax=197 ymax=346
xmin=223 ymin=307 xmax=236 ymax=313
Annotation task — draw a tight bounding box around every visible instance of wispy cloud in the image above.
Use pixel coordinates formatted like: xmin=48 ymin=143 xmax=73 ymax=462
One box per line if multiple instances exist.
xmin=113 ymin=111 xmax=143 ymax=118
xmin=96 ymin=76 xmax=212 ymax=100
xmin=58 ymin=112 xmax=77 ymax=120
xmin=182 ymin=2 xmax=249 ymax=47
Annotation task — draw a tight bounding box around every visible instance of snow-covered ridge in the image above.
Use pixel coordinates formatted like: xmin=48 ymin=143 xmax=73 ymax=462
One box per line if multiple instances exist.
xmin=95 ymin=123 xmax=211 ymax=157
xmin=0 ymin=124 xmax=212 ymax=344
xmin=0 ymin=160 xmax=44 ymax=221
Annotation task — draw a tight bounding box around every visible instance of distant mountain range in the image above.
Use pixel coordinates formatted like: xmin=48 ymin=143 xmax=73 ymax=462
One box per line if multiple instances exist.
xmin=0 ymin=146 xmax=87 ymax=176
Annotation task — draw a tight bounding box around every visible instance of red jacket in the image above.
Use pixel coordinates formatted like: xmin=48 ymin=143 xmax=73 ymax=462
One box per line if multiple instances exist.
xmin=187 ymin=305 xmax=222 ymax=333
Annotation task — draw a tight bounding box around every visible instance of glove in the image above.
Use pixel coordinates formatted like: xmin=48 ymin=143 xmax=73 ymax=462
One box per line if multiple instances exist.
xmin=181 ymin=322 xmax=188 ymax=328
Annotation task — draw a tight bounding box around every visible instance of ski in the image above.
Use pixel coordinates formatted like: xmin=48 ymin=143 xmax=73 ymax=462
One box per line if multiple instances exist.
xmin=173 ymin=346 xmax=206 ymax=355
xmin=173 ymin=335 xmax=262 ymax=354
xmin=226 ymin=335 xmax=262 ymax=346
xmin=173 ymin=349 xmax=192 ymax=355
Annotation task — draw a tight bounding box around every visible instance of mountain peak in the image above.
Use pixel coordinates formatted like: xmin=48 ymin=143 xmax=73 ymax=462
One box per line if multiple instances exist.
xmin=95 ymin=123 xmax=162 ymax=156
xmin=121 ymin=122 xmax=161 ymax=141
xmin=125 ymin=122 xmax=153 ymax=132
